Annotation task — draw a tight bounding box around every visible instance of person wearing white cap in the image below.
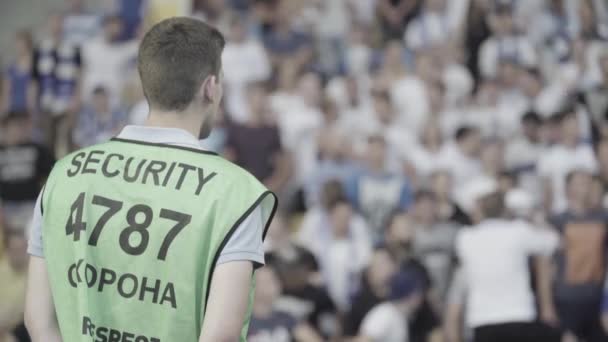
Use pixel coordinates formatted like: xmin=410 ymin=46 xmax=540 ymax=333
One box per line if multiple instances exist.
xmin=455 ymin=190 xmax=561 ymax=342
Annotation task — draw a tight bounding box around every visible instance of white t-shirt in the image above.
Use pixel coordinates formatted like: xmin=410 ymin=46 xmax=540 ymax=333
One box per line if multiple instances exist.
xmin=390 ymin=76 xmax=429 ymax=135
xmin=437 ymin=141 xmax=483 ymax=189
xmin=537 ymin=144 xmax=598 ymax=213
xmin=478 ymin=35 xmax=537 ymax=79
xmin=360 ymin=302 xmax=409 ymax=342
xmin=456 ymin=219 xmax=559 ymax=328
xmin=222 ymin=39 xmax=271 ymax=123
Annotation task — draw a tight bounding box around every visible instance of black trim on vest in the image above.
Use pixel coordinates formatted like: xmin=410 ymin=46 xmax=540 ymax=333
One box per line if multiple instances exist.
xmin=203 ymin=190 xmax=278 ymax=316
xmin=40 ymin=184 xmax=46 ymax=216
xmin=110 ymin=137 xmax=219 ymax=156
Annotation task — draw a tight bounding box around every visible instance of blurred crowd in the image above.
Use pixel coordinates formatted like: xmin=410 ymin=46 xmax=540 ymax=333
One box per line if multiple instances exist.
xmin=1 ymin=0 xmax=608 ymax=341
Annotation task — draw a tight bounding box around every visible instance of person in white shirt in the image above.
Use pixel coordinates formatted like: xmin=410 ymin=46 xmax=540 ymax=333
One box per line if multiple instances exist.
xmin=359 ymin=271 xmax=422 ymax=342
xmin=404 ymin=0 xmax=451 ymax=51
xmin=81 ymin=15 xmax=138 ymax=105
xmin=478 ymin=4 xmax=537 ymax=80
xmin=456 ymin=191 xmax=561 ymax=342
xmin=438 ymin=126 xmax=483 ymax=189
xmin=222 ymin=17 xmax=271 ymax=123
xmin=538 ymin=108 xmax=598 ymax=213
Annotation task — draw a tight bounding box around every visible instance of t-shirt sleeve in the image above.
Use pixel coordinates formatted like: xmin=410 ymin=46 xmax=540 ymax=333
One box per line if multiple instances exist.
xmin=216 ymin=206 xmax=265 ymax=268
xmin=519 ymin=222 xmax=559 ymax=256
xmin=27 ymin=191 xmax=44 ymax=257
xmin=359 ymin=305 xmax=391 ymax=340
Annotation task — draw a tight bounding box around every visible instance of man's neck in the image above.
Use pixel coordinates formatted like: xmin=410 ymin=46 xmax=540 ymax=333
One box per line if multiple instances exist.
xmin=145 ymin=110 xmax=202 ymax=138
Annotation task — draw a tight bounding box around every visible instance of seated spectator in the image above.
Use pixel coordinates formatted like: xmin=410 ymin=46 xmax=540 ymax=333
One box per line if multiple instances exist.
xmin=343 ymin=247 xmax=397 ymax=337
xmin=456 ymin=191 xmax=560 ymax=342
xmin=358 ymin=271 xmax=423 ymax=342
xmin=72 ymin=86 xmax=127 ymax=148
xmin=248 ymin=264 xmax=322 ymax=342
xmin=0 ymin=112 xmax=54 ymax=227
xmin=298 ymin=181 xmax=372 ymax=312
xmin=224 ymin=82 xmax=291 ymax=193
xmin=538 ymin=108 xmax=597 ymax=213
xmin=0 ymin=228 xmax=29 ymax=342
xmin=2 ymin=30 xmax=36 ymax=115
xmin=552 ymin=169 xmax=608 ymax=341
xmin=346 ymin=135 xmax=412 ymax=235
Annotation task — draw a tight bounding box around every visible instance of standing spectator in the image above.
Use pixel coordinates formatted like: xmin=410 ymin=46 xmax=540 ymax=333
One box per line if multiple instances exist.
xmin=81 ymin=15 xmax=138 ymax=105
xmin=538 ymin=108 xmax=597 ymax=213
xmin=377 ymin=0 xmax=420 ymax=42
xmin=0 ymin=229 xmax=29 ymax=342
xmin=478 ymin=3 xmax=537 ymax=80
xmin=456 ymin=191 xmax=561 ymax=342
xmin=438 ymin=126 xmax=483 ymax=189
xmin=33 ymin=13 xmax=81 ymax=150
xmin=72 ymin=86 xmax=127 ymax=148
xmin=222 ymin=17 xmax=271 ymax=123
xmin=0 ymin=113 xmax=54 ymax=227
xmin=552 ymin=169 xmax=608 ymax=341
xmin=224 ymin=82 xmax=291 ymax=193
xmin=2 ymin=30 xmax=36 ymax=115
xmin=343 ymin=247 xmax=398 ymax=337
xmin=346 ymin=135 xmax=413 ymax=235
xmin=358 ymin=272 xmax=423 ymax=342
xmin=411 ymin=190 xmax=458 ymax=302
xmin=62 ymin=0 xmax=101 ymax=47
xmin=298 ymin=182 xmax=372 ymax=311
xmin=248 ymin=264 xmax=322 ymax=342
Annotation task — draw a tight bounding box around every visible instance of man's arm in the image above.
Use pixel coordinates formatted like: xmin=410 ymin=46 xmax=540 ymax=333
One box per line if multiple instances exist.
xmin=199 ymin=261 xmax=253 ymax=342
xmin=24 ymin=256 xmax=62 ymax=342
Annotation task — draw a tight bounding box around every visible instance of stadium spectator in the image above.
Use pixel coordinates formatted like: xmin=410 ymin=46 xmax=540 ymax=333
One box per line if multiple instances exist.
xmin=438 ymin=126 xmax=483 ymax=189
xmin=225 ymin=82 xmax=291 ymax=193
xmin=346 ymin=135 xmax=413 ymax=235
xmin=0 ymin=228 xmax=29 ymax=342
xmin=376 ymin=0 xmax=420 ymax=42
xmin=72 ymin=86 xmax=127 ymax=148
xmin=552 ymin=169 xmax=608 ymax=341
xmin=33 ymin=12 xmax=81 ymax=149
xmin=538 ymin=108 xmax=598 ymax=213
xmin=0 ymin=113 xmax=54 ymax=228
xmin=2 ymin=30 xmax=36 ymax=115
xmin=81 ymin=15 xmax=138 ymax=105
xmin=429 ymin=170 xmax=471 ymax=225
xmin=456 ymin=191 xmax=560 ymax=342
xmin=248 ymin=264 xmax=322 ymax=342
xmin=62 ymin=0 xmax=101 ymax=47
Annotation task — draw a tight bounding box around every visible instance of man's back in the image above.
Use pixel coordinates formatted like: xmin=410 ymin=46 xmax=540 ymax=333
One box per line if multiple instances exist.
xmin=40 ymin=137 xmax=276 ymax=341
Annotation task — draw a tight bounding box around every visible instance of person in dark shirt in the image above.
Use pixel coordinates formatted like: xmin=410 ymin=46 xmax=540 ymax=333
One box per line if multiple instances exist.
xmin=343 ymin=247 xmax=397 ymax=337
xmin=0 ymin=112 xmax=55 ymax=204
xmin=248 ymin=264 xmax=322 ymax=342
xmin=551 ymin=169 xmax=608 ymax=342
xmin=224 ymin=82 xmax=291 ymax=193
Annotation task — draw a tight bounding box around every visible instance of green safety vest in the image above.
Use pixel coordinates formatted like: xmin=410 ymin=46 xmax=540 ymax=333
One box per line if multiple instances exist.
xmin=41 ymin=138 xmax=277 ymax=342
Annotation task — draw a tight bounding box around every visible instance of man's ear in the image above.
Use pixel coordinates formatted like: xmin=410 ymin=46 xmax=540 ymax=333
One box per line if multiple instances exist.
xmin=202 ymin=75 xmax=218 ymax=103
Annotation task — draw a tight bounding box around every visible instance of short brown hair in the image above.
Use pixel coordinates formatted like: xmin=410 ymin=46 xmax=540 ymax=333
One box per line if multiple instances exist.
xmin=138 ymin=17 xmax=225 ymax=111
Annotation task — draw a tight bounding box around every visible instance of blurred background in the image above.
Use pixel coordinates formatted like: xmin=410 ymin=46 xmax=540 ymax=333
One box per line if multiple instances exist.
xmin=1 ymin=0 xmax=608 ymax=341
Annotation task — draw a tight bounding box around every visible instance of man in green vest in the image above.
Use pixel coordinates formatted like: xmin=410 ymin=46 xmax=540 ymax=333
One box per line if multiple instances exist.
xmin=24 ymin=17 xmax=277 ymax=342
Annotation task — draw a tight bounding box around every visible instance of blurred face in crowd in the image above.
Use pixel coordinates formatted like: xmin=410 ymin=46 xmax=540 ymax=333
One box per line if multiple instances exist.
xmin=498 ymin=61 xmax=519 ymax=88
xmin=518 ymin=69 xmax=543 ymax=98
xmin=421 ymin=120 xmax=442 ymax=151
xmin=561 ymin=113 xmax=580 ymax=146
xmin=254 ymin=266 xmax=282 ymax=306
xmin=522 ymin=116 xmax=541 ymax=142
xmin=246 ymin=84 xmax=269 ymax=120
xmin=372 ymin=93 xmax=394 ymax=125
xmin=104 ymin=17 xmax=123 ymax=42
xmin=6 ymin=233 xmax=28 ymax=272
xmin=413 ymin=194 xmax=437 ymax=226
xmin=481 ymin=140 xmax=505 ymax=176
xmin=92 ymin=89 xmax=111 ymax=114
xmin=566 ymin=170 xmax=593 ymax=208
xmin=229 ymin=19 xmax=247 ymax=43
xmin=366 ymin=249 xmax=397 ymax=295
xmin=425 ymin=0 xmax=446 ymax=13
xmin=430 ymin=171 xmax=452 ymax=200
xmin=330 ymin=202 xmax=353 ymax=238
xmin=4 ymin=117 xmax=30 ymax=145
xmin=298 ymin=73 xmax=322 ymax=108
xmin=385 ymin=213 xmax=415 ymax=248
xmin=460 ymin=129 xmax=482 ymax=157
xmin=366 ymin=137 xmax=387 ymax=170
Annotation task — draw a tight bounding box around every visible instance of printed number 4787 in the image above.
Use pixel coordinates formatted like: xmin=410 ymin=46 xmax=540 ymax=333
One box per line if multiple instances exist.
xmin=66 ymin=192 xmax=191 ymax=261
